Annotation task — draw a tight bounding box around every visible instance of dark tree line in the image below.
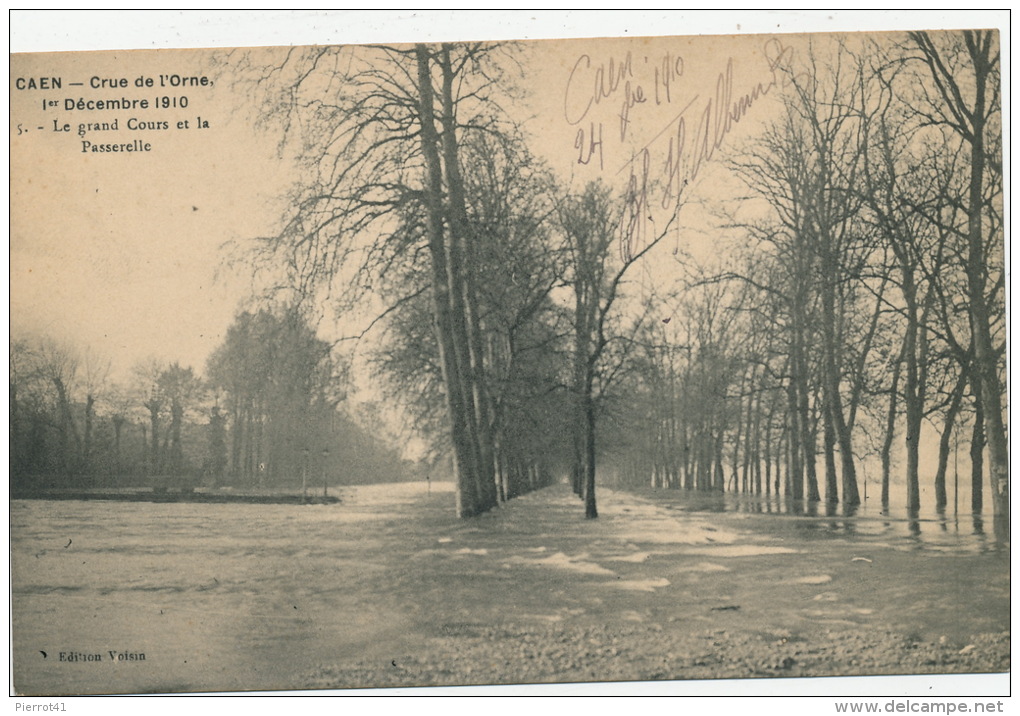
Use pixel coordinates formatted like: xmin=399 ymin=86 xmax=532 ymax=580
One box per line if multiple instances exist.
xmin=10 ymin=338 xmax=210 ymax=490
xmin=10 ymin=310 xmax=408 ymax=493
xmin=205 ymin=307 xmax=346 ymax=486
xmin=607 ymin=32 xmax=1005 ymax=538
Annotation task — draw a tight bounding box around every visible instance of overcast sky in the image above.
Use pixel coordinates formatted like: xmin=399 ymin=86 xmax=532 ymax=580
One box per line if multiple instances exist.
xmin=9 ymin=11 xmax=1010 ymax=386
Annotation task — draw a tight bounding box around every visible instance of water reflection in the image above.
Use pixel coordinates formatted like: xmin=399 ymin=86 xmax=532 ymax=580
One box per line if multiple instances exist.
xmin=630 ymin=486 xmax=1006 ymax=554
xmin=934 ymin=507 xmax=949 ymax=533
xmin=907 ymin=510 xmax=921 ymax=540
xmin=972 ymin=515 xmax=984 ymax=536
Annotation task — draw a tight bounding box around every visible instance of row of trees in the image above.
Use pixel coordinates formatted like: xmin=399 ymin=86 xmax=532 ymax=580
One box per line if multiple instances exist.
xmin=241 ymin=39 xmax=683 ymax=518
xmin=239 ymin=32 xmax=1004 ymax=528
xmin=16 ymin=33 xmax=1000 ymax=528
xmin=10 ymin=309 xmax=408 ymax=492
xmin=605 ymin=32 xmax=1005 ymax=535
xmin=10 ymin=336 xmax=205 ymax=487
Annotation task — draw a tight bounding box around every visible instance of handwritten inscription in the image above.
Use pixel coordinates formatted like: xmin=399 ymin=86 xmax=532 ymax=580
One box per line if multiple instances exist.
xmin=564 ymin=51 xmax=685 ymax=142
xmin=562 ymin=39 xmax=795 ymax=259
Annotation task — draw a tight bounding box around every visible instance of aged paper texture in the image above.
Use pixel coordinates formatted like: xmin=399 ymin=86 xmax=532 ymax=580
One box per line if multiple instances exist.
xmin=9 ymin=11 xmax=1010 ymax=701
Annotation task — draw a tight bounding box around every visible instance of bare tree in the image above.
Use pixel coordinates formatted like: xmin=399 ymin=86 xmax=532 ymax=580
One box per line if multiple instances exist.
xmin=81 ymin=347 xmax=111 ymax=480
xmin=906 ymin=31 xmax=1006 ymax=534
xmin=558 ymin=181 xmax=676 ymax=518
xmin=133 ymin=358 xmax=167 ymax=478
xmin=35 ymin=338 xmax=84 ymax=481
xmin=231 ymin=42 xmax=523 ymax=516
xmin=157 ymin=363 xmax=203 ymax=480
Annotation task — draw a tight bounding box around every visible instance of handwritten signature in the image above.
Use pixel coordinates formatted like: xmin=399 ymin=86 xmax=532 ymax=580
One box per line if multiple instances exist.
xmin=666 ymin=39 xmax=794 ymax=198
xmin=563 ymin=38 xmax=795 ymax=259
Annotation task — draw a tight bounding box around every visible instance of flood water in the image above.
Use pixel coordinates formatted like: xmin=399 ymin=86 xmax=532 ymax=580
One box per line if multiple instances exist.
xmin=9 ymin=481 xmax=1009 ymax=695
xmin=10 ymin=485 xmax=440 ymax=695
xmin=627 ymin=486 xmax=1008 ymax=555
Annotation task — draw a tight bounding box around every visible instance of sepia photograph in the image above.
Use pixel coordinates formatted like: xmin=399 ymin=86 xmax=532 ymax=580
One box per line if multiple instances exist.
xmin=8 ymin=10 xmax=1010 ymax=705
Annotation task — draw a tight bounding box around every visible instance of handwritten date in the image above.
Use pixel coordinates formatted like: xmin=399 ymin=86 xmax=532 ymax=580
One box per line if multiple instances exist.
xmin=563 ymin=39 xmax=795 ymax=259
xmin=565 ymin=51 xmax=685 ymax=142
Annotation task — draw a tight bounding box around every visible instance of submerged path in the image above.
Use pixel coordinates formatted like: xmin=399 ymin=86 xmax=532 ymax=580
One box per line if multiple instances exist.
xmin=10 ymin=483 xmax=1009 ymax=695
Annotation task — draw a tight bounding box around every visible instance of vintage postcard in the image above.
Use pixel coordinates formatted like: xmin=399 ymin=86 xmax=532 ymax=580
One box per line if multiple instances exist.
xmin=8 ymin=11 xmax=1009 ymax=702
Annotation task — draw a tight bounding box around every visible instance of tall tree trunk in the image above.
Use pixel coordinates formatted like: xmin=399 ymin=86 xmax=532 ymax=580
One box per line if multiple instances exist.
xmin=145 ymin=400 xmax=160 ymax=477
xmin=112 ymin=416 xmax=124 ymax=474
xmin=962 ymin=38 xmax=1008 ymax=535
xmin=763 ymin=395 xmax=774 ymax=497
xmin=584 ymin=385 xmax=598 ymax=519
xmin=786 ymin=383 xmax=800 ymax=499
xmin=668 ymin=358 xmax=679 ymax=489
xmin=416 ymin=44 xmax=479 ymax=518
xmin=83 ymin=393 xmax=95 ymax=480
xmin=880 ymin=357 xmax=901 ymax=512
xmin=53 ymin=377 xmax=82 ymax=481
xmin=741 ymin=368 xmax=758 ymax=493
xmin=682 ymin=422 xmax=693 ymax=490
xmin=820 ymin=271 xmax=858 ymax=506
xmin=734 ymin=370 xmax=747 ymax=492
xmin=254 ymin=410 xmax=265 ymax=487
xmin=823 ymin=395 xmax=839 ymax=504
xmin=798 ymin=365 xmax=819 ymax=502
xmin=571 ymin=286 xmax=590 ymax=499
xmin=439 ymin=45 xmax=497 ymax=513
xmin=713 ymin=426 xmax=726 ymax=492
xmin=934 ymin=370 xmax=966 ymax=512
xmin=771 ymin=410 xmax=779 ymax=499
xmin=229 ymin=396 xmax=242 ymax=483
xmin=901 ymin=289 xmax=923 ymax=513
xmin=971 ymin=396 xmax=984 ymax=515
xmin=9 ymin=381 xmax=20 ymax=474
xmin=751 ymin=383 xmax=763 ymax=494
xmin=169 ymin=399 xmax=184 ymax=475
xmin=912 ymin=30 xmax=1006 ymax=534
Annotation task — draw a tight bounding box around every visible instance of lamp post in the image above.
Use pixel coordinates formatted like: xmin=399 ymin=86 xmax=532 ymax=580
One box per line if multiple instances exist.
xmin=301 ymin=447 xmax=310 ymax=503
xmin=322 ymin=447 xmax=330 ymax=499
